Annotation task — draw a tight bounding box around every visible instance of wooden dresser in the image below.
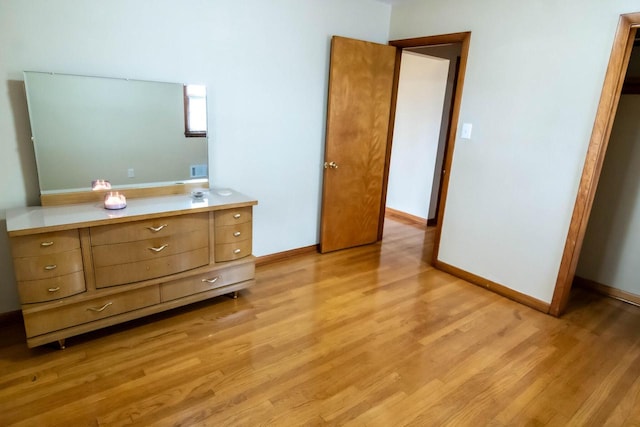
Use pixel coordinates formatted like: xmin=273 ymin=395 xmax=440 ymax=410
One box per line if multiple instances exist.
xmin=6 ymin=189 xmax=257 ymax=348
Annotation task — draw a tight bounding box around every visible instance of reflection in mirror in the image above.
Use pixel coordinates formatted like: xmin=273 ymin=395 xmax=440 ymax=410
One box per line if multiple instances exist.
xmin=184 ymin=84 xmax=207 ymax=138
xmin=24 ymin=72 xmax=208 ymax=194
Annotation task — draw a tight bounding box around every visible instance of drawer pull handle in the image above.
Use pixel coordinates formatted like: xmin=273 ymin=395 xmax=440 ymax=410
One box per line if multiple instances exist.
xmin=40 ymin=241 xmax=54 ymax=247
xmin=87 ymin=302 xmax=113 ymax=312
xmin=148 ymin=244 xmax=169 ymax=252
xmin=201 ymin=276 xmax=220 ymax=284
xmin=233 ymin=249 xmax=241 ymax=254
xmin=233 ymin=231 xmax=241 ymax=237
xmin=44 ymin=264 xmax=57 ymax=271
xmin=147 ymin=224 xmax=168 ymax=232
xmin=48 ymin=287 xmax=61 ymax=293
xmin=233 ymin=214 xmax=241 ymax=219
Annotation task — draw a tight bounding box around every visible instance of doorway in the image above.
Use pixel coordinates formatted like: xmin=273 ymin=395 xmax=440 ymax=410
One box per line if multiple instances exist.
xmin=550 ymin=13 xmax=640 ymax=315
xmin=385 ymin=44 xmax=461 ymax=230
xmin=318 ymin=32 xmax=471 ymax=265
xmin=573 ymin=41 xmax=640 ymax=304
xmin=381 ymin=32 xmax=471 ymax=265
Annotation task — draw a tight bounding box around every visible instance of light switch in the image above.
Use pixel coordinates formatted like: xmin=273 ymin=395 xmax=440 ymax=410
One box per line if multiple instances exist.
xmin=127 ymin=168 xmax=135 ymax=178
xmin=461 ymin=123 xmax=472 ymax=140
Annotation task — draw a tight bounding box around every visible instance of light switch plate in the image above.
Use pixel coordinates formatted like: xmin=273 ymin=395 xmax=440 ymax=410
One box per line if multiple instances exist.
xmin=461 ymin=123 xmax=472 ymax=140
xmin=190 ymin=164 xmax=208 ymax=178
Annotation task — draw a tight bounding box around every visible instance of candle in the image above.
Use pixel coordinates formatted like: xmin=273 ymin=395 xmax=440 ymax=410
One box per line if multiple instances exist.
xmin=104 ymin=192 xmax=127 ymax=210
xmin=92 ymin=179 xmax=112 ymax=191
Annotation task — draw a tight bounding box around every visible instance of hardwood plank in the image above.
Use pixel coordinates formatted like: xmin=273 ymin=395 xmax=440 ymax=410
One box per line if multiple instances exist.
xmin=1 ymin=217 xmax=640 ymax=425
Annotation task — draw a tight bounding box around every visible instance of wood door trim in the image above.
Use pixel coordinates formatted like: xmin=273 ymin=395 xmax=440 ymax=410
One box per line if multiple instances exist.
xmin=390 ymin=32 xmax=471 ymax=49
xmin=431 ymin=55 xmax=461 ymax=226
xmin=549 ymin=13 xmax=640 ymax=316
xmin=385 ymin=32 xmax=471 ymax=266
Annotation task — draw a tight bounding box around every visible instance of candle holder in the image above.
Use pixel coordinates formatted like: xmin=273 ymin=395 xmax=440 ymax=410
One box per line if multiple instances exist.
xmin=104 ymin=192 xmax=127 ymax=210
xmin=92 ymin=179 xmax=112 ymax=191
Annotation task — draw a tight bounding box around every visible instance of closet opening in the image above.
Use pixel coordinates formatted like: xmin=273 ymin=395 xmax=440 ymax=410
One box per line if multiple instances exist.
xmin=571 ymin=34 xmax=640 ymax=307
xmin=550 ymin=13 xmax=640 ymax=315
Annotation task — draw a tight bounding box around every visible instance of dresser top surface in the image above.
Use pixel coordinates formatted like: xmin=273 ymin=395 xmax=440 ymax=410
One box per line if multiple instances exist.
xmin=7 ymin=188 xmax=257 ymax=236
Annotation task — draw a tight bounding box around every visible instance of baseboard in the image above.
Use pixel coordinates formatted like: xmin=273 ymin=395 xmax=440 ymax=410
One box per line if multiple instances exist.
xmin=435 ymin=260 xmax=550 ymax=313
xmin=574 ymin=276 xmax=640 ymax=307
xmin=256 ymin=245 xmax=318 ymax=266
xmin=0 ymin=310 xmax=22 ymax=327
xmin=385 ymin=207 xmax=428 ymax=227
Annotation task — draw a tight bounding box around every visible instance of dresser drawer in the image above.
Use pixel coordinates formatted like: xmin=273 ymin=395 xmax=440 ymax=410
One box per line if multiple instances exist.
xmin=90 ymin=212 xmax=209 ymax=246
xmin=94 ymin=247 xmax=209 ymax=288
xmin=23 ymin=286 xmax=160 ymax=338
xmin=160 ymin=262 xmax=255 ymax=301
xmin=13 ymin=249 xmax=83 ymax=282
xmin=18 ymin=271 xmax=86 ymax=304
xmin=11 ymin=230 xmax=80 ymax=257
xmin=92 ymin=230 xmax=208 ymax=268
xmin=214 ymin=222 xmax=252 ymax=245
xmin=214 ymin=207 xmax=252 ymax=227
xmin=215 ymin=240 xmax=252 ymax=262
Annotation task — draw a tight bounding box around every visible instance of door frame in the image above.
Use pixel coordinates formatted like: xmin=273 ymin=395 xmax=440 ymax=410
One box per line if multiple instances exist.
xmin=550 ymin=13 xmax=640 ymax=316
xmin=378 ymin=32 xmax=471 ymax=266
xmin=429 ymin=55 xmax=461 ymax=227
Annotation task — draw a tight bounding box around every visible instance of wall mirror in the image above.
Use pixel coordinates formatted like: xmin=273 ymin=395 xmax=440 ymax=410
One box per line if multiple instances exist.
xmin=24 ymin=71 xmax=209 ymax=195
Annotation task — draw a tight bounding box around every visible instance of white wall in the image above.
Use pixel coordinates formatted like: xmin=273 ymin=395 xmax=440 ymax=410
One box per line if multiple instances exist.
xmin=577 ymin=95 xmax=640 ymax=296
xmin=386 ymin=51 xmax=449 ymax=219
xmin=390 ymin=0 xmax=640 ymax=303
xmin=0 ymin=0 xmax=391 ymax=314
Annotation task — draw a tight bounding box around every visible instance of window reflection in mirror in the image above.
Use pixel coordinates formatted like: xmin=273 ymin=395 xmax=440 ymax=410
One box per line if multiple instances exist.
xmin=24 ymin=71 xmax=209 ymax=194
xmin=184 ymin=84 xmax=207 ymax=137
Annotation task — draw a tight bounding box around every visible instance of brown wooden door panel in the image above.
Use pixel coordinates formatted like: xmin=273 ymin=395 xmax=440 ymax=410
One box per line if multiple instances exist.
xmin=320 ymin=36 xmax=396 ymax=253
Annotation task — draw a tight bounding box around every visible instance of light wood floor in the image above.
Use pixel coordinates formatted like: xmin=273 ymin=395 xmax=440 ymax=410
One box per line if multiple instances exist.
xmin=1 ymin=217 xmax=640 ymax=426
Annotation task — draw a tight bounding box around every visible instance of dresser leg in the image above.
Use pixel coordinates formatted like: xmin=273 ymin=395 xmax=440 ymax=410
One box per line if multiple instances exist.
xmin=58 ymin=339 xmax=66 ymax=350
xmin=226 ymin=291 xmax=238 ymax=299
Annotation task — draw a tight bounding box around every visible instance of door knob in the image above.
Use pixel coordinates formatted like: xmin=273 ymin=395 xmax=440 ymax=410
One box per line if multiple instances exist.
xmin=324 ymin=161 xmax=339 ymax=169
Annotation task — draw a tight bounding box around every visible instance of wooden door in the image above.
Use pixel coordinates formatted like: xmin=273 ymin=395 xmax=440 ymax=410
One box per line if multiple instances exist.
xmin=319 ymin=36 xmax=397 ymax=253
